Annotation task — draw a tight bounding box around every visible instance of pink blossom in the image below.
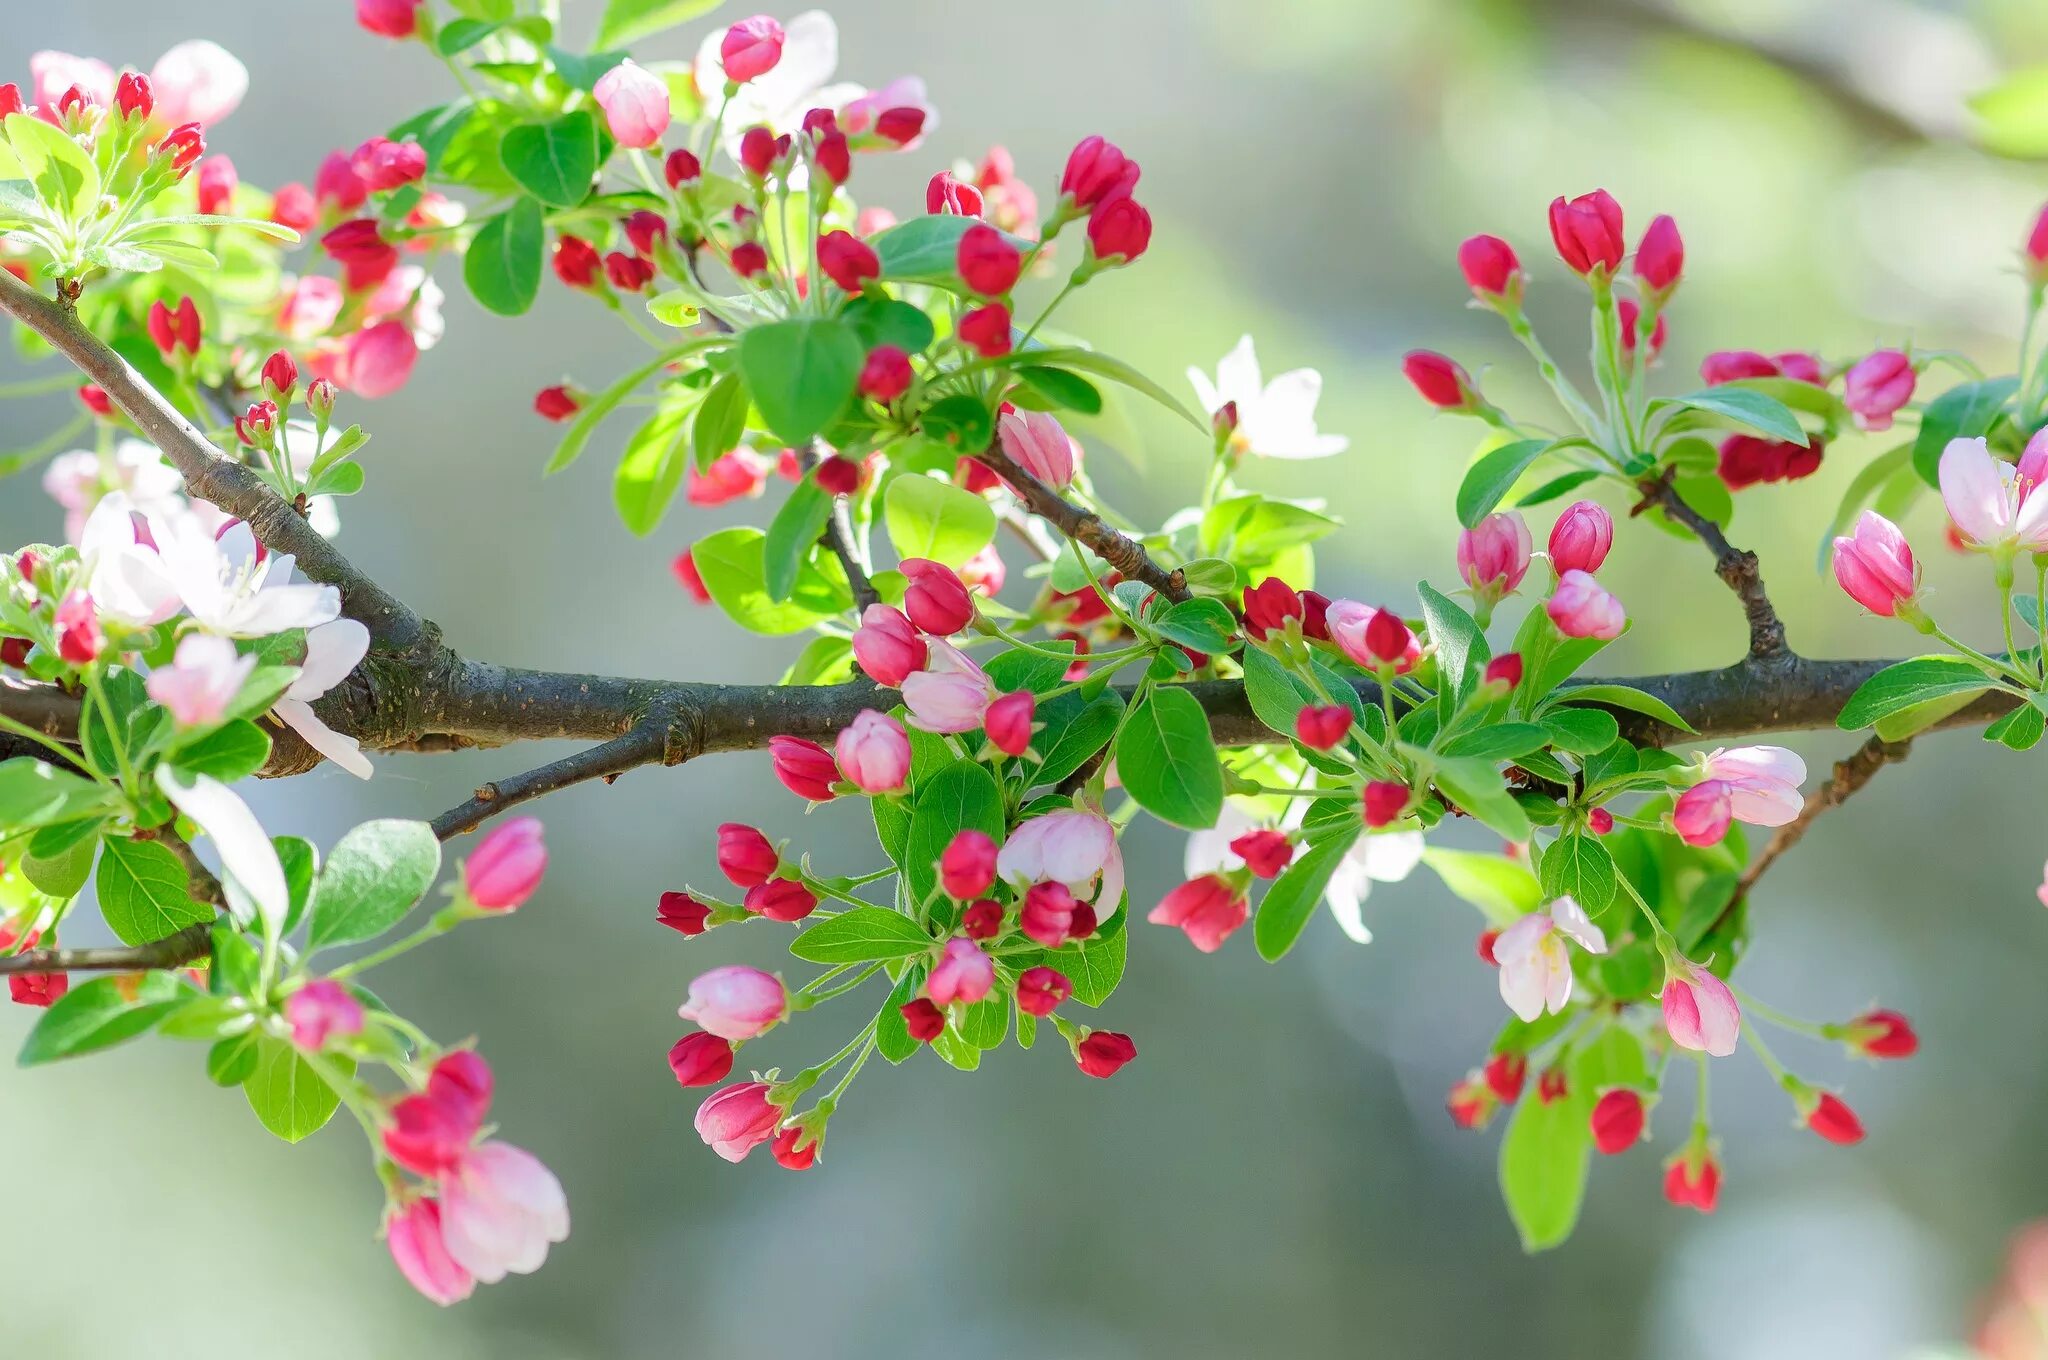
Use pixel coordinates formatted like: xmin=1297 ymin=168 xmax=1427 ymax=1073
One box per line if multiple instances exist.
xmin=926 ymin=937 xmax=995 ymax=1006
xmin=1831 ymin=511 xmax=1919 ymax=617
xmin=285 ymin=978 xmax=364 ymax=1050
xmin=1547 ymin=500 xmax=1613 ymax=575
xmin=840 ymin=78 xmax=939 ymax=151
xmin=357 ymin=0 xmax=425 ymax=39
xmin=1494 ymin=896 xmax=1608 ymax=1021
xmin=679 ymin=964 xmax=788 ymax=1041
xmin=1940 ymin=435 xmax=2048 ymax=552
xmin=1662 ymin=960 xmax=1740 ymax=1056
xmin=687 ymin=450 xmax=770 ymax=506
xmin=279 ymin=275 xmax=344 ymax=340
xmin=463 ymin=817 xmax=546 ymax=911
xmin=438 ymin=1142 xmax=570 ymax=1283
xmin=899 ymin=638 xmax=994 ymax=733
xmin=383 ymin=1051 xmax=495 ymax=1178
xmin=149 ymin=40 xmax=247 ymax=128
xmin=1545 ymin=569 xmax=1625 ymax=639
xmin=593 ymin=60 xmax=671 ymax=149
xmin=1455 ymin=511 xmax=1531 ymax=601
xmin=998 ymin=409 xmax=1079 ymax=488
xmin=720 ymin=16 xmax=787 ymax=83
xmin=1671 ymin=780 xmax=1732 ymax=847
xmin=1325 ymin=600 xmax=1421 ymax=673
xmin=695 ymin=1082 xmax=782 ymax=1163
xmin=996 ymin=807 xmax=1124 ymax=908
xmin=1702 ymin=745 xmax=1805 ymax=826
xmin=146 ymin=633 xmax=253 ymax=728
xmin=851 ymin=604 xmax=925 ymax=686
xmin=386 ymin=1198 xmax=474 ymax=1306
xmin=833 ymin=708 xmax=910 ymax=793
xmin=336 ymin=321 xmax=418 ymax=399
xmin=1842 ymin=349 xmax=1915 ymax=432
xmin=1146 ymin=874 xmax=1250 ymax=953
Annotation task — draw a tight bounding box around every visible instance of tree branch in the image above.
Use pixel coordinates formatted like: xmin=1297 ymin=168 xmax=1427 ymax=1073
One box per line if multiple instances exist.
xmin=1732 ymin=733 xmax=1914 ymax=905
xmin=803 ymin=440 xmax=880 ymax=611
xmin=430 ymin=723 xmax=674 ymax=840
xmin=1636 ymin=471 xmax=1787 ymax=660
xmin=978 ymin=444 xmax=1191 ymax=603
xmin=0 ymin=921 xmax=211 ymax=975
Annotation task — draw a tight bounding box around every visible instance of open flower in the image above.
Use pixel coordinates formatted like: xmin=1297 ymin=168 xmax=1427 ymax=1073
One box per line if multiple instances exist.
xmin=77 ymin=494 xmax=179 ymax=627
xmin=1494 ymin=896 xmax=1608 ymax=1021
xmin=153 ymin=514 xmax=339 ymax=638
xmin=1322 ymin=830 xmax=1425 ymax=943
xmin=1187 ymin=335 xmax=1348 ymax=460
xmin=899 ymin=638 xmax=994 ymax=733
xmin=437 ymin=1142 xmax=571 ymax=1284
xmin=1940 ymin=435 xmax=2048 ymax=553
xmin=1662 ymin=959 xmax=1740 ymax=1056
xmin=273 ymin=617 xmax=373 ymax=779
xmin=997 ymin=807 xmax=1124 ymax=908
xmin=147 ymin=633 xmax=254 ymax=728
xmin=1701 ymin=745 xmax=1805 ymax=826
xmin=694 ymin=11 xmax=865 ymax=161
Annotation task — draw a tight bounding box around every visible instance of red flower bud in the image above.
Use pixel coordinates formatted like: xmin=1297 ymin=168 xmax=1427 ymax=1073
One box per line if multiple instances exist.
xmin=961 ymin=899 xmax=1004 ymax=939
xmin=1663 ymin=1148 xmax=1722 ymax=1213
xmin=1476 ymin=928 xmax=1500 ymax=965
xmin=739 ymin=125 xmax=781 ymax=179
xmin=1634 ymin=213 xmax=1683 ymax=293
xmin=1617 ymin=298 xmax=1666 ymax=360
xmin=534 ymin=385 xmax=580 ymax=422
xmin=78 ymin=384 xmax=113 ymax=417
xmin=745 ymin=876 xmax=818 ymax=923
xmin=900 ymin=558 xmax=975 ymax=635
xmin=1483 ymin=652 xmax=1523 ymax=690
xmin=155 ymin=122 xmax=206 ymax=178
xmin=657 ymin=890 xmax=711 ymax=936
xmin=812 ymin=130 xmax=850 ymax=187
xmin=716 ymin=823 xmax=780 ymax=888
xmin=1587 ymin=807 xmax=1614 ymax=835
xmin=1842 ymin=1008 xmax=1918 ymax=1059
xmin=957 ymin=223 xmax=1022 ymax=296
xmin=1299 ymin=590 xmax=1331 ymax=641
xmin=729 ymin=241 xmax=769 ymax=280
xmin=147 ymin=298 xmax=202 ymax=359
xmin=770 ymin=1126 xmax=816 ymax=1171
xmin=813 ymin=455 xmax=862 ymax=496
xmin=668 ymin=1032 xmax=735 ymax=1086
xmin=234 ymin=399 xmax=279 ymax=447
xmin=1086 ymin=193 xmax=1152 ymax=264
xmin=1401 ymin=350 xmax=1474 ymax=409
xmin=1484 ymin=1052 xmax=1526 ymax=1103
xmin=984 ymin=690 xmax=1035 ymax=756
xmin=1700 ymin=350 xmax=1781 ymax=386
xmin=818 ymin=230 xmax=880 ymax=294
xmin=1458 ymin=233 xmax=1520 ymax=299
xmin=0 ymin=85 xmax=19 ymax=120
xmin=115 ymin=71 xmax=154 ymax=121
xmin=1537 ymin=1067 xmax=1568 ymax=1103
xmin=902 ymin=997 xmax=946 ymax=1042
xmin=10 ymin=971 xmax=68 ymax=1007
xmin=0 ymin=636 xmax=29 ymax=668
xmin=1060 ymin=135 xmax=1141 ymax=209
xmin=926 ymin=171 xmax=983 ymax=217
xmin=940 ymin=830 xmax=999 ymax=900
xmin=1548 ymin=500 xmax=1614 ymax=576
xmin=1802 ymin=1091 xmax=1865 ymax=1145
xmin=1363 ymin=609 xmax=1415 ymax=666
xmin=1591 ymin=1088 xmax=1645 ymax=1154
xmin=55 ymin=592 xmax=103 ymax=665
xmin=553 ymin=234 xmax=603 ymax=289
xmin=1076 ymin=1031 xmax=1137 ymax=1078
xmin=1229 ymin=829 xmax=1294 ymax=880
xmin=859 ymin=344 xmax=913 ymax=401
xmin=769 ymin=735 xmax=839 ymax=801
xmin=1363 ymin=781 xmax=1409 ymax=828
xmin=665 ymin=148 xmax=702 ymax=188
xmin=2029 ymin=201 xmax=2048 ymax=285
xmin=261 ymin=350 xmax=298 ymax=400
xmin=876 ymin=107 xmax=925 ymax=146
xmin=673 ymin=548 xmax=710 ymax=604
xmin=1294 ymin=704 xmax=1350 ymax=751
xmin=605 ymin=251 xmax=654 ymax=292
xmin=322 ymin=218 xmax=400 ymax=290
xmin=1447 ymin=1075 xmax=1495 ymax=1129
xmin=1241 ymin=576 xmax=1303 ymax=640
xmin=957 ymin=302 xmax=1012 ymax=358
xmin=1548 ymin=188 xmax=1625 ymax=277
xmin=624 ymin=211 xmax=668 ymax=258
xmin=1016 ymin=965 xmax=1073 ymax=1016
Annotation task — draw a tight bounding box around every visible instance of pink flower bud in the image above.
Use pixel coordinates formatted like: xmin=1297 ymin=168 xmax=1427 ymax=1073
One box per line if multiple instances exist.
xmin=717 ymin=823 xmax=780 ymax=888
xmin=353 ymin=136 xmax=426 ymax=191
xmin=657 ymin=890 xmax=711 ymax=936
xmin=984 ymin=689 xmax=1035 ymax=757
xmin=1241 ymin=576 xmax=1303 ymax=640
xmin=961 ymin=899 xmax=1003 ymax=938
xmin=679 ymin=964 xmax=787 ymax=1041
xmin=1840 ymin=1007 xmax=1917 ymax=1059
xmin=553 ymin=234 xmax=602 ymax=288
xmin=940 ymin=830 xmax=999 ymax=901
xmin=957 ymin=302 xmax=1012 ymax=357
xmin=1716 ymin=432 xmax=1823 ymax=490
xmin=957 ymin=223 xmax=1022 ymax=296
xmin=901 ymin=997 xmax=945 ymax=1042
xmin=668 ymin=1032 xmax=735 ymax=1086
xmin=338 ymin=321 xmax=418 ymax=399
xmin=1587 ymin=806 xmax=1614 ymax=834
xmin=1294 ymin=704 xmax=1350 ymax=751
xmin=1671 ymin=779 xmax=1732 ymax=847
xmin=10 ymin=971 xmax=68 ymax=1007
xmin=1700 ymin=349 xmax=1780 ymax=385
xmin=1547 ymin=500 xmax=1614 ymax=576
xmin=285 ymin=979 xmax=364 ymax=1050
xmin=2028 ymin=202 xmax=2048 ymax=285
xmin=146 ymin=633 xmax=251 ymax=728
xmin=1146 ymin=873 xmax=1249 ymax=953
xmin=1843 ymin=348 xmax=1915 ymax=432
xmin=386 ymin=1198 xmax=473 ymax=1306
xmin=114 ymin=70 xmax=153 ymax=120
xmin=1020 ymin=881 xmax=1079 ymax=948
xmin=1800 ymin=1090 xmax=1864 ymax=1145
xmin=1086 ymin=193 xmax=1152 ymax=264
xmin=812 ymin=129 xmax=850 ymax=187
xmin=901 ymin=640 xmax=995 ymax=734
xmin=1484 ymin=1052 xmax=1526 ymax=1102
xmin=744 ymin=877 xmax=818 ymax=922
xmin=357 ymin=0 xmax=424 ymax=38
xmin=593 ymin=60 xmax=671 ymax=150
xmin=834 ymin=708 xmax=911 ymax=794
xmin=464 ymin=817 xmax=546 ymax=911
xmin=1548 ymin=188 xmax=1625 ymax=277
xmin=1456 ymin=511 xmax=1532 ymax=599
xmin=55 ymin=592 xmax=103 ymax=665
xmin=770 ymin=735 xmax=839 ymax=801
xmin=695 ymin=1082 xmax=781 ymax=1162
xmin=721 ymin=15 xmax=787 ymax=81
xmin=1061 ymin=136 xmax=1141 ymax=209
xmin=1634 ymin=214 xmax=1683 ymax=293
xmin=1016 ymin=965 xmax=1073 ymax=1016
xmin=1229 ymin=829 xmax=1294 ymax=880
xmin=851 ymin=604 xmax=926 ymax=686
xmin=739 ymin=124 xmax=781 ymax=179
xmin=1484 ymin=653 xmax=1523 ymax=690
xmin=1661 ymin=960 xmax=1740 ymax=1056
xmin=195 ymin=155 xmax=237 ymax=215
xmin=1617 ymin=299 xmax=1666 ymax=360
xmin=382 ymin=1052 xmax=494 ymax=1177
xmin=1831 ymin=510 xmax=1919 ymax=617
xmin=1326 ymin=600 xmax=1420 ymax=672
xmin=1401 ymin=350 xmax=1474 ymax=409
xmin=901 ymin=558 xmax=975 ymax=635
xmin=672 ymin=548 xmax=711 ymax=604
xmin=1363 ymin=781 xmax=1409 ymax=829
xmin=605 ymin=250 xmax=655 ymax=291
xmin=1663 ymin=1148 xmax=1722 ymax=1213
xmin=927 ymin=171 xmax=984 ymax=217
xmin=860 ymin=345 xmax=913 ymax=401
xmin=818 ymin=229 xmax=880 ymax=293
xmin=1591 ymin=1088 xmax=1645 ymax=1154
xmin=997 ymin=408 xmax=1078 ymax=488
xmin=1458 ymin=233 xmax=1520 ymax=299
xmin=1076 ymin=1031 xmax=1137 ymax=1078
xmin=771 ymin=1125 xmax=816 ymax=1170
xmin=926 ymin=937 xmax=995 ymax=1006
xmin=147 ymin=296 xmax=201 ymax=359
xmin=1447 ymin=1074 xmax=1496 ymax=1129
xmin=155 ymin=122 xmax=206 ymax=179
xmin=1545 ymin=570 xmax=1626 ymax=640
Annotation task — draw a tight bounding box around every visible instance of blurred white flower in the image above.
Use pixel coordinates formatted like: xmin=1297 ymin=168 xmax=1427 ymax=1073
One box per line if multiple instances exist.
xmin=1323 ymin=830 xmax=1425 ymax=943
xmin=45 ymin=439 xmax=183 ymax=543
xmin=1187 ymin=335 xmax=1349 ymax=460
xmin=77 ymin=493 xmax=180 ymax=627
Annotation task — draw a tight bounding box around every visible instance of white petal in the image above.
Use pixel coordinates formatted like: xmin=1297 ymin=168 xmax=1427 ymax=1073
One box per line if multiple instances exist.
xmin=231 ymin=583 xmax=342 ymax=638
xmin=155 ymin=767 xmax=286 ymax=935
xmin=1497 ymin=948 xmax=1548 ymax=1021
xmin=1212 ymin=335 xmax=1262 ymax=409
xmin=1323 ymin=859 xmax=1373 ymax=943
xmin=275 ymin=699 xmax=374 ymax=780
xmin=1186 ymin=366 xmax=1221 ymax=415
xmin=1360 ymin=830 xmax=1425 ymax=883
xmin=1549 ymin=895 xmax=1608 ymax=954
xmin=1185 ymin=803 xmax=1257 ymax=877
xmin=288 ymin=619 xmax=369 ymax=700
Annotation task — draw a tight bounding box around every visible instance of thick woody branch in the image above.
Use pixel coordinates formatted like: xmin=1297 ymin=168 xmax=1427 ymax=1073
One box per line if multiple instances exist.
xmin=0 ymin=921 xmax=211 ymax=975
xmin=977 ymin=445 xmax=1191 ymax=603
xmin=1636 ymin=472 xmax=1787 ymax=661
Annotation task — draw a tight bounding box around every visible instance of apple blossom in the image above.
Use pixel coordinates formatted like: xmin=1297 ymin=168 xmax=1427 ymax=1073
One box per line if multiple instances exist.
xmin=1546 ymin=569 xmax=1626 ymax=640
xmin=1147 ymin=874 xmax=1250 ymax=953
xmin=1832 ymin=510 xmax=1920 ymax=617
xmin=146 ymin=633 xmax=253 ymax=728
xmin=1322 ymin=830 xmax=1424 ymax=944
xmin=462 ymin=818 xmax=547 ymax=911
xmin=437 ymin=1143 xmax=570 ymax=1283
xmin=834 ymin=708 xmax=910 ymax=794
xmin=593 ymin=60 xmax=671 ymax=149
xmin=1186 ymin=335 xmax=1348 ymax=459
xmin=998 ymin=409 xmax=1079 ymax=487
xmin=1456 ymin=510 xmax=1531 ymax=605
xmin=900 ymin=638 xmax=995 ymax=734
xmin=1662 ymin=960 xmax=1740 ymax=1057
xmin=695 ymin=1083 xmax=782 ymax=1162
xmin=1494 ymin=895 xmax=1608 ymax=1022
xmin=721 ymin=16 xmax=788 ymax=83
xmin=998 ymin=807 xmax=1123 ymax=909
xmin=386 ymin=1199 xmax=473 ymax=1306
xmin=1940 ymin=435 xmax=2048 ymax=553
xmin=926 ymin=937 xmax=995 ymax=1006
xmin=680 ymin=965 xmax=788 ymax=1041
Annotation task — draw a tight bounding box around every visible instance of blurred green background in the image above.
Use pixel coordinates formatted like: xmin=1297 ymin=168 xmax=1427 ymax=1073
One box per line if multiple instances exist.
xmin=9 ymin=0 xmax=2048 ymax=1354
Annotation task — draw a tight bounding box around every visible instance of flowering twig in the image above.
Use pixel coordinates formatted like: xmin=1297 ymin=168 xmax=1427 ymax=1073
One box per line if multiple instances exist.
xmin=976 ymin=443 xmax=1191 ymax=603
xmin=802 ymin=440 xmax=880 ymax=611
xmin=1634 ymin=469 xmax=1787 ymax=660
xmin=1729 ymin=734 xmax=1914 ymax=907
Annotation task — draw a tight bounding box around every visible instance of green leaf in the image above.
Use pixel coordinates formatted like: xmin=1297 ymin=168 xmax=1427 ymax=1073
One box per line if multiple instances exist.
xmin=307 ymin=819 xmax=441 ymax=950
xmin=167 ymin=720 xmax=272 ymax=783
xmin=1251 ymin=826 xmax=1359 ymax=961
xmin=790 ymin=907 xmax=933 ymax=963
xmin=1418 ymin=581 xmax=1486 ymax=707
xmin=1438 ymin=724 xmax=1551 ymax=761
xmin=1554 ymin=683 xmax=1695 ymax=735
xmin=1987 ymin=702 xmax=2047 ymax=751
xmin=1029 ymin=694 xmax=1123 ymax=788
xmin=691 ymin=369 xmax=749 ymax=470
xmin=1455 ymin=439 xmax=1553 ymax=528
xmin=1151 ymin=597 xmax=1238 ymax=655
xmin=545 ymin=344 xmax=708 ymax=474
xmin=0 ymin=757 xmax=113 ymax=830
xmin=1538 ymin=832 xmax=1617 ymax=916
xmin=1540 ymin=707 xmax=1620 ymax=755
xmin=18 ymin=973 xmax=189 ymax=1066
xmin=738 ymin=317 xmax=865 ymax=445
xmin=1421 ymin=848 xmax=1540 ymax=927
xmin=762 ymin=476 xmax=835 ymax=603
xmin=1013 ymin=365 xmax=1104 ymax=416
xmin=982 ymin=645 xmax=1078 ymax=695
xmin=918 ymin=393 xmax=995 ymax=451
xmin=1498 ymin=1075 xmax=1591 ymax=1251
xmin=842 ymin=295 xmax=935 ymax=355
xmin=207 ymin=1031 xmax=261 ymax=1086
xmin=884 ymin=473 xmax=997 ymax=567
xmin=593 ymin=0 xmax=723 ymax=48
xmin=1911 ymin=377 xmax=2021 ymax=487
xmin=462 ymin=196 xmax=545 ymax=316
xmin=612 ymin=400 xmax=693 ymax=536
xmin=1043 ymin=908 xmax=1128 ymax=1006
xmin=902 ymin=761 xmax=1005 ymax=902
xmin=5 ymin=113 xmax=99 ymax=222
xmin=1433 ymin=759 xmax=1531 ymax=841
xmin=276 ymin=835 xmax=318 ymax=937
xmin=96 ymin=837 xmax=212 ymax=946
xmin=874 ymin=967 xmax=926 ymax=1064
xmin=24 ymin=831 xmax=96 ymax=898
xmin=498 ymin=111 xmax=599 ymax=207
xmin=1004 ymin=346 xmax=1206 ymax=431
xmin=1836 ymin=657 xmax=1995 ymax=731
xmin=1971 ymin=65 xmax=2048 ymax=157
xmin=1657 ymin=387 xmax=1808 ymax=446
xmin=1115 ymin=688 xmax=1225 ymax=830
xmin=243 ymin=1037 xmax=350 ymax=1143
xmin=692 ymin=525 xmax=851 ymax=634
xmin=872 ymin=214 xmax=1031 ymax=288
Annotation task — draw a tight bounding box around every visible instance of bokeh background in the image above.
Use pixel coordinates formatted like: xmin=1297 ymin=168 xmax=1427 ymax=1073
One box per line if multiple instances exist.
xmin=7 ymin=0 xmax=2048 ymax=1355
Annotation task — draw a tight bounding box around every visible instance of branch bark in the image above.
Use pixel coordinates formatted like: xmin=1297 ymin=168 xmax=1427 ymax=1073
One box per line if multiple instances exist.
xmin=803 ymin=440 xmax=880 ymax=611
xmin=977 ymin=444 xmax=1191 ymax=603
xmin=0 ymin=921 xmax=211 ymax=975
xmin=1636 ymin=472 xmax=1787 ymax=661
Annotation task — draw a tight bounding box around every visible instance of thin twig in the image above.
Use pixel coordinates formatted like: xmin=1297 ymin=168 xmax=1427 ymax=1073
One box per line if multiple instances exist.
xmin=803 ymin=439 xmax=880 ymax=611
xmin=430 ymin=724 xmax=674 ymax=840
xmin=977 ymin=444 xmax=1191 ymax=603
xmin=1635 ymin=470 xmax=1787 ymax=660
xmin=0 ymin=921 xmax=212 ymax=975
xmin=1723 ymin=734 xmax=1914 ymax=923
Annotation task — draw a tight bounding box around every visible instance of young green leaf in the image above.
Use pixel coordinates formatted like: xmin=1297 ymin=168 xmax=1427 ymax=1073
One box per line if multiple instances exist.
xmin=739 ymin=317 xmax=865 ymax=445
xmin=1115 ymin=688 xmax=1225 ymax=830
xmin=498 ymin=111 xmax=599 ymax=207
xmin=790 ymin=907 xmax=933 ymax=963
xmin=1455 ymin=439 xmax=1554 ymax=528
xmin=18 ymin=973 xmax=190 ymax=1066
xmin=243 ymin=1037 xmax=351 ymax=1143
xmin=307 ymin=819 xmax=442 ymax=951
xmin=97 ymin=836 xmax=212 ymax=946
xmin=884 ymin=473 xmax=997 ymax=567
xmin=1253 ymin=826 xmax=1360 ymax=961
xmin=462 ymin=197 xmax=545 ymax=316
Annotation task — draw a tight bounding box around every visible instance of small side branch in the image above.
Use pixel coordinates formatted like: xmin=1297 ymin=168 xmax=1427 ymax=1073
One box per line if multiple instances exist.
xmin=0 ymin=921 xmax=212 ymax=975
xmin=804 ymin=440 xmax=880 ymax=611
xmin=1734 ymin=734 xmax=1914 ymax=902
xmin=978 ymin=444 xmax=1191 ymax=603
xmin=430 ymin=723 xmax=676 ymax=840
xmin=1635 ymin=472 xmax=1787 ymax=660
